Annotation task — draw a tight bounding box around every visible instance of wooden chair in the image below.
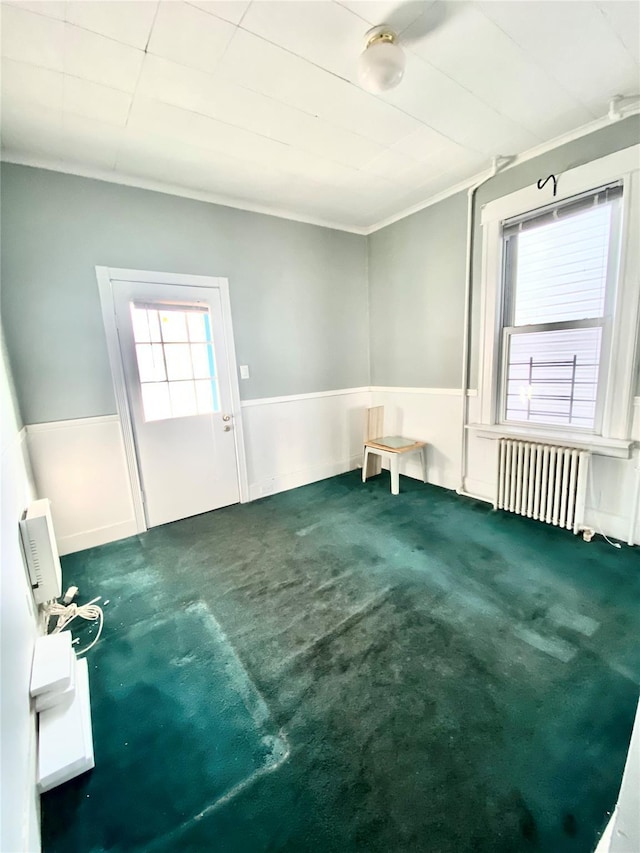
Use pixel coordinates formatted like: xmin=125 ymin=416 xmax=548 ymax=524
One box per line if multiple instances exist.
xmin=362 ymin=406 xmax=427 ymax=495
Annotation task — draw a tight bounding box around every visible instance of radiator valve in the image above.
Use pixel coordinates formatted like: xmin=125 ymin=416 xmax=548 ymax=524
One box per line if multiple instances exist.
xmin=582 ymin=527 xmax=595 ymax=542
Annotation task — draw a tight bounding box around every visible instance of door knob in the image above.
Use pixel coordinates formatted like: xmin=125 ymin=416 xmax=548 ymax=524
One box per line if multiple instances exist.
xmin=223 ymin=425 xmax=232 ymax=432
xmin=222 ymin=414 xmax=232 ymax=422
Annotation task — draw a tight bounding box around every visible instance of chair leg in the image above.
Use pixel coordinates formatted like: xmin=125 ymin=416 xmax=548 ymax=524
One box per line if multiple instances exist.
xmin=390 ymin=455 xmax=400 ymax=495
xmin=362 ymin=447 xmax=369 ymax=483
xmin=421 ymin=447 xmax=428 ymax=483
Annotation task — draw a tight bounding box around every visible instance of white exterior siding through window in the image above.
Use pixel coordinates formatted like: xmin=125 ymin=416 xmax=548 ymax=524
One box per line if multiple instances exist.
xmin=500 ymin=184 xmax=622 ymax=432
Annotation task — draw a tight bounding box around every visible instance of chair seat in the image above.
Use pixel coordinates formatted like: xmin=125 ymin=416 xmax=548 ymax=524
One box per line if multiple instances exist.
xmin=361 ymin=407 xmax=427 ymax=495
xmin=365 ymin=436 xmax=426 ymax=453
xmin=362 ymin=438 xmax=427 ymax=495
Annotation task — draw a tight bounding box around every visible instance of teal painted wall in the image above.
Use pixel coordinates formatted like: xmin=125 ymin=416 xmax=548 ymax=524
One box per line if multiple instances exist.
xmin=0 ymin=165 xmax=369 ymax=424
xmin=368 ymin=114 xmax=640 ymax=389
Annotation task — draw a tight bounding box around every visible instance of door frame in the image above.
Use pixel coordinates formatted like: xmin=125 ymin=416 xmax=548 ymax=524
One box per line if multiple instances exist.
xmin=96 ymin=266 xmax=250 ymax=534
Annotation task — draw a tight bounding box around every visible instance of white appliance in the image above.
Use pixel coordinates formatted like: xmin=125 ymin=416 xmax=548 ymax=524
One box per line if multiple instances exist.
xmin=37 ymin=657 xmax=95 ymax=792
xmin=19 ymin=499 xmax=62 ymax=604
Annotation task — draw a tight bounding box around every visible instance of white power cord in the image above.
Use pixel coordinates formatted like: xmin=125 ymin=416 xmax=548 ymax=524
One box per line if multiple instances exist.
xmin=587 ymin=458 xmax=622 ymax=549
xmin=44 ymin=595 xmax=105 ymax=655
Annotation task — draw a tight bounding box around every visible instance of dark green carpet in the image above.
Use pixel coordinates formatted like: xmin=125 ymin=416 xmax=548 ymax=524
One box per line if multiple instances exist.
xmin=42 ymin=472 xmax=640 ymax=852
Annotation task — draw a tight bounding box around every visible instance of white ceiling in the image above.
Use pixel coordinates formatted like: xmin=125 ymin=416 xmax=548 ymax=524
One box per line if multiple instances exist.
xmin=1 ymin=0 xmax=638 ymax=231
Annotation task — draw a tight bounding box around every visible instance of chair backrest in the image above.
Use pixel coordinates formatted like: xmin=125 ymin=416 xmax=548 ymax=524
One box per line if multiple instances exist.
xmin=365 ymin=406 xmax=384 ymax=441
xmin=364 ymin=406 xmax=384 ymax=477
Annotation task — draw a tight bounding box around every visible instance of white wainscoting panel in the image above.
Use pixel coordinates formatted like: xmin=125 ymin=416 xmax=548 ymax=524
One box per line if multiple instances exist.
xmin=241 ymin=389 xmax=371 ymax=500
xmin=369 ymin=387 xmax=465 ymax=491
xmin=27 ymin=416 xmax=138 ymax=556
xmin=462 ymin=395 xmax=497 ymax=501
xmin=584 ymin=452 xmax=640 ymax=544
xmin=24 ymin=391 xmax=638 ymax=555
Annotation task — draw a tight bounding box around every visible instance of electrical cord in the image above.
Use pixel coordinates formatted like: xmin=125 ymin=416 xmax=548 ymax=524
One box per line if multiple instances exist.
xmin=43 ymin=595 xmax=104 ymax=655
xmin=587 ymin=458 xmax=622 ymax=549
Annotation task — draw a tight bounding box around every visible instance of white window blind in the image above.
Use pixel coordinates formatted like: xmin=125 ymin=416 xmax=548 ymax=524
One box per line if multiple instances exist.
xmin=500 ymin=184 xmax=622 ymax=431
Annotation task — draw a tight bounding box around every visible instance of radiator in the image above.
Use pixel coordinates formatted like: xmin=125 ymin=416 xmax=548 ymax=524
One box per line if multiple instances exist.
xmin=495 ymin=439 xmax=590 ymax=534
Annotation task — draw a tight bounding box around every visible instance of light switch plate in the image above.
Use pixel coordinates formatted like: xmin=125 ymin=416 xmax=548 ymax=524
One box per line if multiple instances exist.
xmin=239 ymin=365 xmax=250 ymax=379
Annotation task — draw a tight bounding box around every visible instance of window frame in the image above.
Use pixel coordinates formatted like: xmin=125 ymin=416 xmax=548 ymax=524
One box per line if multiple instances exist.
xmin=497 ymin=193 xmax=623 ymax=434
xmin=475 ymin=145 xmax=640 ymax=451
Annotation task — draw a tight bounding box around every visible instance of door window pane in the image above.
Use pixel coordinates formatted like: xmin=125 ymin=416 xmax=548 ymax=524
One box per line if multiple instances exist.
xmin=159 ymin=310 xmax=188 ymax=342
xmin=191 ymin=343 xmax=215 ymax=379
xmin=187 ymin=312 xmax=208 ymax=342
xmin=131 ymin=308 xmax=151 ymax=343
xmin=164 ymin=344 xmax=193 ymax=381
xmin=147 ymin=310 xmax=161 ymax=342
xmin=195 ymin=379 xmax=214 ymax=414
xmin=135 ymin=344 xmax=166 ymax=382
xmin=131 ymin=303 xmax=221 ymax=422
xmin=132 ymin=308 xmax=162 ymax=344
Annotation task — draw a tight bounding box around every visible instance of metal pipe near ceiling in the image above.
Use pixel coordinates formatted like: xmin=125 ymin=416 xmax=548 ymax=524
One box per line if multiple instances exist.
xmin=457 ymin=96 xmax=638 ymax=502
xmin=608 ymin=93 xmax=640 ymax=121
xmin=457 ymin=154 xmax=514 ymax=501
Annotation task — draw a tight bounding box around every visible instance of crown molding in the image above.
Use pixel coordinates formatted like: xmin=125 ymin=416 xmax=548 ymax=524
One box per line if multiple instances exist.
xmin=363 ymin=173 xmax=486 ymax=234
xmin=0 ymin=153 xmax=370 ymax=236
xmin=2 ymin=109 xmax=637 ymax=238
xmin=363 ymin=109 xmax=640 ymax=234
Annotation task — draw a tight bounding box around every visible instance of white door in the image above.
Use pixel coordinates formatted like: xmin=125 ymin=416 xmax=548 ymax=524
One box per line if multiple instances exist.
xmin=112 ymin=280 xmax=240 ymax=528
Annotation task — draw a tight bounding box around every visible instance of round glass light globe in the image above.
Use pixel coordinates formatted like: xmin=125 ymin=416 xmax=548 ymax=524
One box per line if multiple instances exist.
xmin=358 ymin=40 xmax=406 ymax=92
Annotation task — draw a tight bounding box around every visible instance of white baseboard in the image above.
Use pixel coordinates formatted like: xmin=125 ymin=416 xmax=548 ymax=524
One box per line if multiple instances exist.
xmin=459 ymin=478 xmax=495 ymax=504
xmin=249 ymin=455 xmax=361 ymax=501
xmin=583 ymin=506 xmax=635 ymax=546
xmin=57 ymin=519 xmax=139 ymax=557
xmin=242 ymin=387 xmax=371 ymax=502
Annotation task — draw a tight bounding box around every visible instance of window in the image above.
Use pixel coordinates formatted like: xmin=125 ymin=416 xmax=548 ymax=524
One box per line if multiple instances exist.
xmin=499 ymin=184 xmax=622 ymax=432
xmin=474 ymin=145 xmax=639 ymax=456
xmin=130 ymin=303 xmax=220 ymax=422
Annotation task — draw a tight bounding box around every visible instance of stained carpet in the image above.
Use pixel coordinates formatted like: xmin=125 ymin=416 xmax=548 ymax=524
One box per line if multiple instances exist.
xmin=42 ymin=472 xmax=640 ymax=852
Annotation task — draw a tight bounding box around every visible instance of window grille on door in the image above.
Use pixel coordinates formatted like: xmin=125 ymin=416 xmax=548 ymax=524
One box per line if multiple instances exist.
xmin=130 ymin=303 xmax=221 ymax=422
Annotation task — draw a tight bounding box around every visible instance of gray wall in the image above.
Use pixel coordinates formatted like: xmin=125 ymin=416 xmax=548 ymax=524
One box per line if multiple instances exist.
xmin=0 ymin=328 xmax=23 ymax=430
xmin=2 ymin=115 xmax=638 ymax=425
xmin=368 ymin=114 xmax=640 ymax=389
xmin=0 ymin=165 xmax=369 ymax=424
xmin=368 ymin=191 xmax=468 ymax=388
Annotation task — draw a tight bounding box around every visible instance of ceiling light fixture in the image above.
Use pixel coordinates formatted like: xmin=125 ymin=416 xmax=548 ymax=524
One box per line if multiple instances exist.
xmin=358 ymin=25 xmax=405 ymax=93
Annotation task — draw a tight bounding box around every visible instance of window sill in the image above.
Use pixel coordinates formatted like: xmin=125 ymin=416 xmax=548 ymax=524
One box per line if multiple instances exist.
xmin=466 ymin=423 xmax=633 ymax=459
